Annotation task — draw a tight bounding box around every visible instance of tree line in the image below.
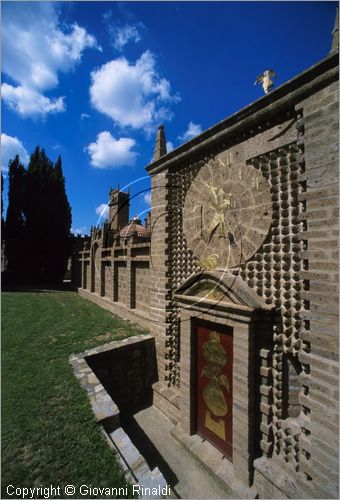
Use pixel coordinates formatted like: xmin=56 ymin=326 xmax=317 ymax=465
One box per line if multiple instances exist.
xmin=2 ymin=147 xmax=72 ymax=284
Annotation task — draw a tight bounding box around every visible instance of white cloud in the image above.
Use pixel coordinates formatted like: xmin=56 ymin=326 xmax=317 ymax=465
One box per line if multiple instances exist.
xmin=71 ymin=226 xmax=87 ymax=236
xmin=178 ymin=121 xmax=203 ymax=142
xmin=144 ymin=192 xmax=152 ymax=205
xmin=80 ymin=113 xmax=90 ymax=120
xmin=1 ymin=84 xmax=65 ymax=117
xmin=86 ymin=131 xmax=138 ymax=168
xmin=90 ymin=51 xmax=180 ymax=130
xmin=111 ymin=24 xmax=141 ymax=51
xmin=166 ymin=141 xmax=174 ymax=153
xmin=1 ymin=133 xmax=30 ymax=171
xmin=95 ymin=203 xmax=109 ymax=219
xmin=2 ymin=2 xmax=99 ymax=117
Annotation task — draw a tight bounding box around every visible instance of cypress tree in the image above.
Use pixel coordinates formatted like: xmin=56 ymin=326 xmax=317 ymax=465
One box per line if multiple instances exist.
xmin=25 ymin=147 xmax=54 ymax=281
xmin=1 ymin=172 xmax=4 ymax=234
xmin=5 ymin=155 xmax=27 ymax=280
xmin=46 ymin=156 xmax=72 ymax=282
xmin=25 ymin=147 xmax=72 ymax=284
xmin=1 ymin=172 xmax=5 ymax=247
xmin=5 ymin=147 xmax=72 ymax=284
xmin=1 ymin=172 xmax=4 ymax=271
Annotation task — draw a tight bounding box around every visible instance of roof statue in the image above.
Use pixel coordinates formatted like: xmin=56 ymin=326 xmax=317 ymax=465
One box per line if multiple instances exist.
xmin=254 ymin=69 xmax=276 ymax=94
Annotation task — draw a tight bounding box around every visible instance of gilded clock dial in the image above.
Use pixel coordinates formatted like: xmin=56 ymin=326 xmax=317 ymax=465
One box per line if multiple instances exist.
xmin=183 ymin=159 xmax=272 ymax=268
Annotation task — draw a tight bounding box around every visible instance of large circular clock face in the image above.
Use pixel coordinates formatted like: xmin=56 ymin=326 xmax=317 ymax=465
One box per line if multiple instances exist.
xmin=183 ymin=159 xmax=273 ymax=269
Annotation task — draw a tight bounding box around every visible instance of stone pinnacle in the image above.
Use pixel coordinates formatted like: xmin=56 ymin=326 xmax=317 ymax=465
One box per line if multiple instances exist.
xmin=331 ymin=6 xmax=339 ymax=52
xmin=153 ymin=124 xmax=167 ymax=162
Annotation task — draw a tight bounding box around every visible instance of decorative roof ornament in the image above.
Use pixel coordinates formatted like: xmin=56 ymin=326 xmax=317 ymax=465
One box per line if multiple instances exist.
xmin=254 ymin=69 xmax=276 ymax=95
xmin=153 ymin=124 xmax=167 ymax=162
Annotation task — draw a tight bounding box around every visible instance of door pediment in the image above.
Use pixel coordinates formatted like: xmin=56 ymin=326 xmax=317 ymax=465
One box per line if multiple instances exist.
xmin=174 ymin=270 xmax=271 ymax=311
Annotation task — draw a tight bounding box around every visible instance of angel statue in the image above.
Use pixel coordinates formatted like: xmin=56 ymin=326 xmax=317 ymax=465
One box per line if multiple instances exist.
xmin=254 ymin=69 xmax=276 ymax=94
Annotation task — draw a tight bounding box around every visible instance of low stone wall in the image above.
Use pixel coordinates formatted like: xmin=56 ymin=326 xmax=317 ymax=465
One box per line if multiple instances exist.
xmin=69 ymin=335 xmax=170 ymax=498
xmin=85 ymin=336 xmax=157 ymax=413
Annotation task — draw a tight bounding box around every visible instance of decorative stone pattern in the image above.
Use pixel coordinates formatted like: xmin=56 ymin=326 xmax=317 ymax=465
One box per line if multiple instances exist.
xmin=162 ymin=138 xmax=310 ymax=488
xmin=242 ymin=143 xmax=306 ymax=355
xmin=74 ymin=45 xmax=338 ymax=499
xmin=145 ymin=50 xmax=338 ymax=499
xmin=155 ymin=108 xmax=300 ymax=391
xmin=183 ymin=160 xmax=273 ymax=268
xmin=164 ymin=169 xmax=199 ymax=387
xmin=237 ymin=142 xmax=308 ymax=476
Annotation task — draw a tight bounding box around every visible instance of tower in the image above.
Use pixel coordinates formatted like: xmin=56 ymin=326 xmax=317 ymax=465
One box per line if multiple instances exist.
xmin=108 ymin=188 xmax=130 ymax=232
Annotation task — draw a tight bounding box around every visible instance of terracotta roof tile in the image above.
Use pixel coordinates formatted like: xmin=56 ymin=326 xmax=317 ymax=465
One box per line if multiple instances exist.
xmin=120 ymin=217 xmax=151 ymax=239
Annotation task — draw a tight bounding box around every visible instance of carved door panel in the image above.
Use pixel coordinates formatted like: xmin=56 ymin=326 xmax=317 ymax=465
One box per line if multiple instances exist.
xmin=196 ymin=321 xmax=233 ymax=460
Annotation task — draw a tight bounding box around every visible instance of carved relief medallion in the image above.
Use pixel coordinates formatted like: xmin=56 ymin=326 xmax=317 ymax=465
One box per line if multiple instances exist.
xmin=183 ymin=158 xmax=272 ymax=268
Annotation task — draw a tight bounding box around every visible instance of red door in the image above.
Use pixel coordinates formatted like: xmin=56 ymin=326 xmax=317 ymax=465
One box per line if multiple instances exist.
xmin=196 ymin=321 xmax=233 ymax=460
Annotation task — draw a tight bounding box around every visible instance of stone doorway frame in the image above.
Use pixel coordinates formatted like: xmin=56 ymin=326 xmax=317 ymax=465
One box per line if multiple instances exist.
xmin=174 ymin=271 xmax=274 ymax=495
xmin=194 ymin=317 xmax=234 ymax=460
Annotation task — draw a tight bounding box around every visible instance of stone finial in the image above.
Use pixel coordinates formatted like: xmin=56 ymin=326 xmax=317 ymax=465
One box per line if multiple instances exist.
xmin=144 ymin=211 xmax=151 ymax=230
xmin=331 ymin=6 xmax=339 ymax=52
xmin=153 ymin=125 xmax=167 ymax=161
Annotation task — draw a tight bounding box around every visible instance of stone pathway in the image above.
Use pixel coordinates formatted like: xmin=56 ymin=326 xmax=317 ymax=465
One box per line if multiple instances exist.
xmin=70 ymin=338 xmax=235 ymax=499
xmin=122 ymin=405 xmax=234 ymax=499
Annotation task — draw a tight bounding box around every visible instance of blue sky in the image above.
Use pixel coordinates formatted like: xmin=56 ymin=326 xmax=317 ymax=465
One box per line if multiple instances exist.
xmin=1 ymin=1 xmax=337 ymax=235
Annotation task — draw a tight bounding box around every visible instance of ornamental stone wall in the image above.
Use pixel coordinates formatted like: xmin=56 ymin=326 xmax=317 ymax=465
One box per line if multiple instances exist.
xmin=76 ymin=239 xmax=152 ymax=329
xmin=146 ymin=51 xmax=338 ymax=499
xmin=295 ymin=76 xmax=339 ymax=498
xmin=74 ymin=47 xmax=338 ymax=499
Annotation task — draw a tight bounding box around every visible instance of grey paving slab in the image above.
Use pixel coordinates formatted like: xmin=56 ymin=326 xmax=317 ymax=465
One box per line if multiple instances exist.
xmin=130 ymin=405 xmax=234 ymax=499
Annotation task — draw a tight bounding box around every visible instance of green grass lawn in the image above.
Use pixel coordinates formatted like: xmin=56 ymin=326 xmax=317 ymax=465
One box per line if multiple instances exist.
xmin=2 ymin=291 xmax=146 ymax=499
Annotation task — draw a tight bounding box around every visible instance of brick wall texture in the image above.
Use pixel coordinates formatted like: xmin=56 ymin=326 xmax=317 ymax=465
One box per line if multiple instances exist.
xmin=74 ymin=51 xmax=338 ymax=499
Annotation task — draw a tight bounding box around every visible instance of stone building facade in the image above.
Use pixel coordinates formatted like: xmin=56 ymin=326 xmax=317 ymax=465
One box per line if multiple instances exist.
xmin=75 ymin=33 xmax=339 ymax=499
xmin=76 ymin=188 xmax=152 ymax=330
